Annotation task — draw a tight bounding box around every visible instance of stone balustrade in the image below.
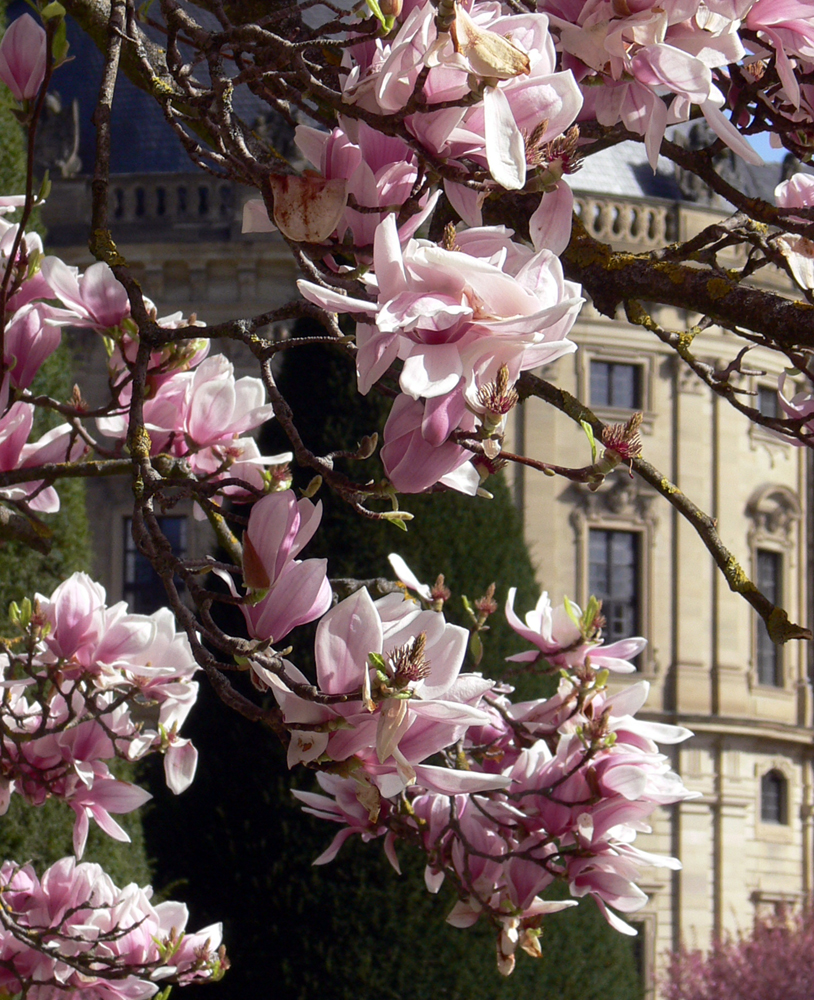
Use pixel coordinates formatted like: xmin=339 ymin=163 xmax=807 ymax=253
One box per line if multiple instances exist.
xmin=573 ymin=193 xmax=675 ymax=248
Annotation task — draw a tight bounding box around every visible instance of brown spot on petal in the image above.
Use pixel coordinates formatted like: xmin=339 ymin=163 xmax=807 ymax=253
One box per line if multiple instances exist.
xmin=269 ymin=175 xmax=348 ymax=243
xmin=242 ymin=533 xmax=270 ymax=590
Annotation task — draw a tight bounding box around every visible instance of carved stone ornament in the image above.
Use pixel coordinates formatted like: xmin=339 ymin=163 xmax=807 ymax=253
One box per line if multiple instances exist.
xmin=566 ymin=473 xmax=659 ymax=525
xmin=746 ymin=484 xmax=802 ymax=541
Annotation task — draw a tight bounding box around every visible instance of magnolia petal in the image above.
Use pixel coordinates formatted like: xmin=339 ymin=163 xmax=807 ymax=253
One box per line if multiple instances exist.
xmin=297 ymin=279 xmax=376 ymax=315
xmin=316 ymin=587 xmax=383 ymax=694
xmin=413 ymin=764 xmax=511 ymax=794
xmin=483 ymin=85 xmax=526 ymax=191
xmin=384 ymin=832 xmax=401 ymax=874
xmin=388 ymin=553 xmax=432 ymax=601
xmin=529 ymin=182 xmax=574 ymax=255
xmin=376 ymin=697 xmax=411 ymax=763
xmin=270 ymin=175 xmax=349 ymax=242
xmin=425 ymin=866 xmax=445 ymax=893
xmin=701 ymin=99 xmax=763 ymax=166
xmin=164 ymin=741 xmax=199 ymax=794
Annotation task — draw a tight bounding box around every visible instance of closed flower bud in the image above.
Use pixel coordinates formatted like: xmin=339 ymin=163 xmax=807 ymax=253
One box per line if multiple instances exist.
xmin=0 ymin=14 xmax=46 ymax=102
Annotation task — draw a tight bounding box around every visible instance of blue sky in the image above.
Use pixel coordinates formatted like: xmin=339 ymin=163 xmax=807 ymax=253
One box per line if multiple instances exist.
xmin=748 ymin=132 xmax=787 ymax=164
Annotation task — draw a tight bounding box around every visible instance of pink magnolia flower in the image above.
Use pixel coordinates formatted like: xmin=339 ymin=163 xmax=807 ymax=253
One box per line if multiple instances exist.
xmin=98 ymin=355 xmax=274 ymax=465
xmin=774 ymin=173 xmax=814 ymax=290
xmin=746 ymin=0 xmax=814 ymax=108
xmin=545 ymin=0 xmax=760 ymax=166
xmin=0 ymin=381 xmax=87 ymax=512
xmin=299 ymin=214 xmax=581 ymax=400
xmin=4 ymin=302 xmax=64 ymax=389
xmin=777 ymin=373 xmax=814 ymax=440
xmin=291 ymin=118 xmax=440 ymax=247
xmin=183 ymin=354 xmax=274 ymax=450
xmin=9 ymin=573 xmax=204 ymax=842
xmin=0 ymin=857 xmax=225 ymax=996
xmin=40 ymin=257 xmax=130 ymax=330
xmin=505 ymin=588 xmax=646 ymax=672
xmin=380 ymin=391 xmax=479 ymax=494
xmin=268 ymin=588 xmax=497 ymax=793
xmin=0 ymin=14 xmax=46 ymax=102
xmin=345 ymin=2 xmax=582 ymax=191
xmin=221 ymin=490 xmax=331 ymax=645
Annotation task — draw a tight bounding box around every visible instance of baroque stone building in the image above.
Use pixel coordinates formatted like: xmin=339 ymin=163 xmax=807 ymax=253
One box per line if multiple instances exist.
xmin=509 ymin=146 xmax=811 ymax=997
xmin=34 ymin=29 xmax=812 ymax=991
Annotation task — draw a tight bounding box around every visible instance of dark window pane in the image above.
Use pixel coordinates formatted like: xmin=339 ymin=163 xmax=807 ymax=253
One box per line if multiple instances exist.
xmin=123 ymin=516 xmax=187 ymax=615
xmin=756 ymin=550 xmax=782 ymax=686
xmin=758 ymin=386 xmax=778 ymax=419
xmin=590 ymin=361 xmax=641 ymax=409
xmin=590 ymin=362 xmax=610 ymax=407
xmin=761 ymin=771 xmax=787 ymax=824
xmin=588 ymin=529 xmax=640 ymax=650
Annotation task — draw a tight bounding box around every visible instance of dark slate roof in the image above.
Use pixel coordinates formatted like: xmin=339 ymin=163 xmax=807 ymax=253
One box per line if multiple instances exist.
xmin=571 ymin=141 xmax=683 ymax=201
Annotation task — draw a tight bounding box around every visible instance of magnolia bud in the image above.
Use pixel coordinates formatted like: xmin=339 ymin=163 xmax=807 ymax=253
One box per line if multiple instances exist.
xmin=0 ymin=14 xmax=46 ymax=102
xmin=379 ymin=0 xmax=402 ymax=17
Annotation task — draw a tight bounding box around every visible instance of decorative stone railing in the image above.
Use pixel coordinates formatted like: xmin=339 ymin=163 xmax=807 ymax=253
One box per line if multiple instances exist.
xmin=45 ymin=177 xmax=728 ymax=259
xmin=573 ymin=193 xmax=676 ymax=249
xmin=108 ymin=174 xmax=236 ymax=226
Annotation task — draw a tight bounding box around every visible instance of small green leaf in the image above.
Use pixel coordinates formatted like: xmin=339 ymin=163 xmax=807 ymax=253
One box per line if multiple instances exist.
xmin=563 ymin=595 xmax=580 ymax=627
xmin=469 ymin=630 xmax=483 ymax=666
xmin=583 ymin=594 xmax=601 ymax=631
xmin=580 ymin=419 xmax=597 ymax=463
xmin=461 ymin=594 xmax=478 ymax=626
xmin=40 ymin=2 xmax=66 ymax=19
xmin=51 ymin=19 xmax=69 ymax=63
xmin=364 ymin=0 xmax=395 ymax=29
xmin=380 ymin=510 xmax=413 ymax=530
xmin=37 ymin=170 xmax=51 ymax=204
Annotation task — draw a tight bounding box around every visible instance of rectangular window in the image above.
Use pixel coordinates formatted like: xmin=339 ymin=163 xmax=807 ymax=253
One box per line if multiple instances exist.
xmin=760 ymin=771 xmax=788 ymax=825
xmin=590 ymin=361 xmax=641 ymax=410
xmin=589 ymin=529 xmax=640 ymax=647
xmin=756 ymin=549 xmax=782 ymax=686
xmin=757 ymin=385 xmax=779 ymax=419
xmin=123 ymin=516 xmax=187 ymax=616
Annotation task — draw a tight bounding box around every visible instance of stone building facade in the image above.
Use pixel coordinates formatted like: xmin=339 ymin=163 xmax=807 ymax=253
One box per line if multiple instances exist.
xmin=511 ymin=189 xmax=811 ymax=996
xmin=42 ymin=163 xmax=812 ymax=998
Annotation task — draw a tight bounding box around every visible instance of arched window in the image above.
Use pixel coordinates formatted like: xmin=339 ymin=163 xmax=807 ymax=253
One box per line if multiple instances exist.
xmin=761 ymin=770 xmax=788 ymax=825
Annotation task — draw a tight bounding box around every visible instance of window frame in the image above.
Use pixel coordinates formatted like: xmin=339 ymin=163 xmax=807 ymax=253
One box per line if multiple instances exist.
xmin=754 ymin=760 xmax=796 ymax=844
xmin=745 ymin=485 xmax=801 ymax=695
xmin=755 ymin=547 xmax=783 ymax=688
xmin=573 ymin=499 xmax=654 ymax=674
xmin=577 ymin=347 xmax=654 ymax=433
xmin=589 ymin=359 xmax=643 ymax=411
xmin=760 ymin=769 xmax=788 ymax=825
xmin=588 ymin=527 xmax=642 ymax=649
xmin=123 ymin=514 xmax=188 ymax=616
